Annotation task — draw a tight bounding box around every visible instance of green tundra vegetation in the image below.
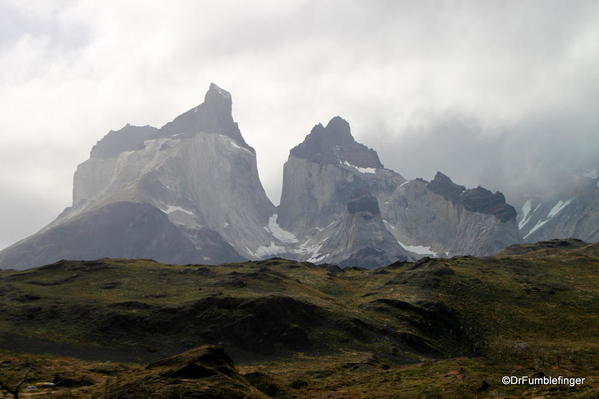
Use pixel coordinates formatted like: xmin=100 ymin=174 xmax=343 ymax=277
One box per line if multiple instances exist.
xmin=0 ymin=239 xmax=598 ymax=398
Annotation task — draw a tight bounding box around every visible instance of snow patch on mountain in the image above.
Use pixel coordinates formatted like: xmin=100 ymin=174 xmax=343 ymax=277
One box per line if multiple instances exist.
xmin=163 ymin=205 xmax=195 ymax=215
xmin=383 ymin=220 xmax=437 ymax=256
xmin=342 ymin=161 xmax=376 ymax=174
xmin=226 ymin=136 xmax=252 ymax=153
xmin=521 ymin=200 xmax=532 ymax=220
xmin=265 ymin=214 xmax=298 ymax=243
xmin=284 ymin=238 xmax=326 ymax=263
xmin=518 ymin=200 xmax=533 ymax=229
xmin=397 ymin=241 xmax=437 ymax=257
xmin=523 ymin=199 xmax=572 ymax=239
xmin=518 ymin=200 xmax=542 ymax=230
xmin=547 ymin=199 xmax=572 ymax=218
xmin=307 ymin=252 xmax=327 ymax=263
xmin=524 ymin=219 xmax=549 ymax=239
xmin=253 ymin=242 xmax=286 ymax=257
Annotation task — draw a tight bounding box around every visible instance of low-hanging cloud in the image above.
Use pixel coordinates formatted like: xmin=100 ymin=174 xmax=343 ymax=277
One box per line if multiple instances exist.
xmin=372 ymin=105 xmax=599 ymax=202
xmin=1 ymin=0 xmax=598 ymax=249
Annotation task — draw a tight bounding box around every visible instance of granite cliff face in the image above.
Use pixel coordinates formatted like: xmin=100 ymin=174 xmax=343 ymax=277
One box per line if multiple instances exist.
xmin=276 ymin=117 xmax=412 ymax=267
xmin=0 ymin=86 xmax=523 ymax=270
xmin=381 ymin=174 xmax=521 ymax=257
xmin=276 ymin=118 xmax=522 ymax=265
xmin=0 ymin=84 xmax=274 ymax=269
xmin=516 ymin=170 xmax=599 ymax=243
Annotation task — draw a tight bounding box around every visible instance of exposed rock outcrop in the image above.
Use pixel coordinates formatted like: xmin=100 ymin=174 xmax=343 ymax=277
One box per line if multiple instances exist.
xmin=516 ymin=173 xmax=599 ymax=243
xmin=427 ymin=172 xmax=517 ymax=222
xmin=277 ymin=117 xmax=521 ymax=265
xmin=0 ymin=84 xmax=274 ymax=269
xmin=0 ymin=87 xmax=522 ymax=270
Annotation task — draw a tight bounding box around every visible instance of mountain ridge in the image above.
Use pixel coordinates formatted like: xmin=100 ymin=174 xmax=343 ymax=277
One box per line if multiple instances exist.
xmin=1 ymin=84 xmax=523 ymax=269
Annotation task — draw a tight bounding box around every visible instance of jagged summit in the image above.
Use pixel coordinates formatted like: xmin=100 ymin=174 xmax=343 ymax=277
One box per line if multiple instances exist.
xmin=427 ymin=171 xmax=517 ymax=222
xmin=88 ymin=83 xmax=250 ymax=162
xmin=0 ymin=85 xmax=525 ymax=270
xmin=427 ymin=172 xmax=466 ymax=202
xmin=207 ymin=82 xmax=231 ymax=99
xmin=159 ymin=83 xmax=251 ymax=150
xmin=0 ymin=82 xmax=276 ymax=269
xmin=203 ymin=82 xmax=233 ymax=116
xmin=290 ymin=116 xmax=383 ymax=169
xmin=90 ymin=124 xmax=158 ymax=159
xmin=318 ymin=116 xmax=354 ymax=146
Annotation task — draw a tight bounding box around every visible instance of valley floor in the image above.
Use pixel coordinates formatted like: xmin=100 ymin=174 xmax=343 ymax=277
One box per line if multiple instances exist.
xmin=1 ymin=239 xmax=598 ymax=398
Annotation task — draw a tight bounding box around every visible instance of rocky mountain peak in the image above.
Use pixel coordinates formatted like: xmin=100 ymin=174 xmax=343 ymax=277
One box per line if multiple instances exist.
xmin=460 ymin=187 xmax=517 ymax=222
xmin=90 ymin=124 xmax=158 ymax=159
xmin=159 ymin=83 xmax=251 ymax=150
xmin=204 ymin=82 xmax=232 ymax=114
xmin=427 ymin=172 xmax=466 ymax=201
xmin=427 ymin=171 xmax=516 ymax=222
xmin=290 ymin=116 xmax=383 ymax=169
xmin=0 ymin=84 xmax=527 ymax=270
xmin=322 ymin=116 xmax=354 ymax=145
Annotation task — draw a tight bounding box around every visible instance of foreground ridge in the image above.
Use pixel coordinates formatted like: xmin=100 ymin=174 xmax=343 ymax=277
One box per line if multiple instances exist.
xmin=0 ymin=240 xmax=598 ymax=398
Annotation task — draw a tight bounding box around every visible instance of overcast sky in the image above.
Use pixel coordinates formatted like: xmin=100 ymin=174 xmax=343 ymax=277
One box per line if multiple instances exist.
xmin=1 ymin=0 xmax=598 ymax=249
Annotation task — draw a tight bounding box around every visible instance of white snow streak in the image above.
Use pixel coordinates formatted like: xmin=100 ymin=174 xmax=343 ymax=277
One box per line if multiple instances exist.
xmin=523 ymin=199 xmax=572 ymax=239
xmin=265 ymin=214 xmax=298 ymax=243
xmin=163 ymin=205 xmax=194 ymax=215
xmin=229 ymin=139 xmax=244 ymax=150
xmin=225 ymin=137 xmax=252 ymax=153
xmin=383 ymin=220 xmax=437 ymax=256
xmin=254 ymin=242 xmax=286 ymax=257
xmin=519 ymin=203 xmax=542 ymax=230
xmin=342 ymin=161 xmax=376 ymax=174
xmin=398 ymin=241 xmax=437 ymax=257
xmin=307 ymin=252 xmax=327 ymax=263
xmin=299 ymin=240 xmax=325 ymax=260
xmin=521 ymin=199 xmax=532 ymax=220
xmin=524 ymin=219 xmax=549 ymax=239
xmin=547 ymin=199 xmax=572 ymax=218
xmin=518 ymin=199 xmax=532 ymax=230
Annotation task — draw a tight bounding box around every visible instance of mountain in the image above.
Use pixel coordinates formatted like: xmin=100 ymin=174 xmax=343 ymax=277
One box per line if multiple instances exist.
xmin=1 ymin=240 xmax=599 ymax=398
xmin=516 ymin=169 xmax=599 ymax=243
xmin=276 ymin=117 xmax=413 ymax=267
xmin=0 ymin=83 xmax=275 ymax=269
xmin=277 ymin=117 xmax=521 ymax=265
xmin=0 ymin=85 xmax=521 ymax=270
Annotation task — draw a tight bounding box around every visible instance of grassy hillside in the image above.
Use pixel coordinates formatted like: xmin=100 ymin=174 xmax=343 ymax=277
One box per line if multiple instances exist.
xmin=1 ymin=239 xmax=598 ymax=398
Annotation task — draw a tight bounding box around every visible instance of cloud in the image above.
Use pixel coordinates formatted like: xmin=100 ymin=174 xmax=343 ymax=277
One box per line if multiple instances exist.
xmin=0 ymin=0 xmax=598 ymax=248
xmin=372 ymin=107 xmax=599 ymax=201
